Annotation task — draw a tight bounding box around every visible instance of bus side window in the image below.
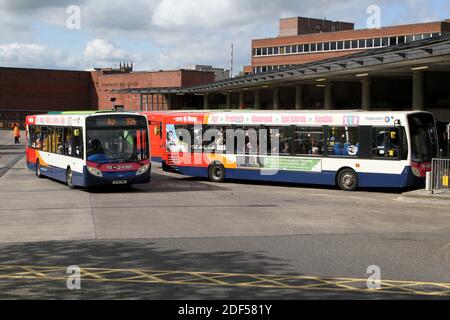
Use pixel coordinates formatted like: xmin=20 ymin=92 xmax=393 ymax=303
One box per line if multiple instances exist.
xmin=372 ymin=127 xmax=401 ymax=159
xmin=327 ymin=127 xmax=359 ymax=157
xmin=73 ymin=127 xmax=84 ymax=159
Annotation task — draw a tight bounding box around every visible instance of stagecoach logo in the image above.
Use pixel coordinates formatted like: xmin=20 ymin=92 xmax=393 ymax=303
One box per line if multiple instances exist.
xmin=107 ymin=165 xmax=133 ymax=171
xmin=343 ymin=116 xmax=360 ymax=126
xmin=385 ymin=116 xmax=393 ymax=123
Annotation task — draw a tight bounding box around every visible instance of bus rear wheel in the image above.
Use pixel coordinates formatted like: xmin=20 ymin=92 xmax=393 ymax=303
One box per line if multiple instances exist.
xmin=337 ymin=169 xmax=359 ymax=191
xmin=66 ymin=167 xmax=75 ymax=189
xmin=208 ymin=163 xmax=225 ymax=183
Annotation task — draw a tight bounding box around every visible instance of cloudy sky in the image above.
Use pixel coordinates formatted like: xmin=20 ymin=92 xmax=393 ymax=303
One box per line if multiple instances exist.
xmin=0 ymin=0 xmax=448 ymax=74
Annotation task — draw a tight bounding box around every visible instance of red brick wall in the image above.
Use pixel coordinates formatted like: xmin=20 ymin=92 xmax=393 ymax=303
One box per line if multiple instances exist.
xmin=0 ymin=67 xmax=93 ymax=113
xmin=251 ymin=21 xmax=445 ymax=70
xmin=94 ymin=69 xmax=215 ymax=111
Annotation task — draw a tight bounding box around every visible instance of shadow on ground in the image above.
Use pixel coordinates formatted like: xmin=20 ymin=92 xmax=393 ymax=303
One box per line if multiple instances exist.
xmin=0 ymin=240 xmax=436 ymax=300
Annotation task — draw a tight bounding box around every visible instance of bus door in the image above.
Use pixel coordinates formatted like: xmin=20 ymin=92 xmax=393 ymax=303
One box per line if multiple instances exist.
xmin=149 ymin=121 xmax=163 ymax=161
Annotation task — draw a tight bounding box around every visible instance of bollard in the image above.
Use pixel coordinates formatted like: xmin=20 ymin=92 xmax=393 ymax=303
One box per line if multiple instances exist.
xmin=425 ymin=171 xmax=432 ymax=193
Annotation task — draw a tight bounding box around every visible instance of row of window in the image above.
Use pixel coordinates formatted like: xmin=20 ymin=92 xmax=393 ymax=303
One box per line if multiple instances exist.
xmin=253 ymin=65 xmax=294 ymax=74
xmin=252 ymin=32 xmax=442 ymax=58
xmin=166 ymin=125 xmax=408 ymax=160
xmin=28 ymin=125 xmax=84 ymax=159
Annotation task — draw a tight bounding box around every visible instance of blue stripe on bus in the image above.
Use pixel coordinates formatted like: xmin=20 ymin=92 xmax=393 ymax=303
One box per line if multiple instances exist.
xmin=173 ymin=165 xmax=416 ymax=188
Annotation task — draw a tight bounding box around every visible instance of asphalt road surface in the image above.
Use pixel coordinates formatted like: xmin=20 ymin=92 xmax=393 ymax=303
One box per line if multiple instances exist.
xmin=0 ymin=135 xmax=449 ymax=299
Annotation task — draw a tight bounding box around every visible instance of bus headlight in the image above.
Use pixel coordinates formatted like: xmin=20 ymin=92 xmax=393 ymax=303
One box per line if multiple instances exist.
xmin=87 ymin=166 xmax=103 ymax=177
xmin=136 ymin=164 xmax=150 ymax=176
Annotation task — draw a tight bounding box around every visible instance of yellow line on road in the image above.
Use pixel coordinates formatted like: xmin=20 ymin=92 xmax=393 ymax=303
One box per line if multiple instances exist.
xmin=0 ymin=264 xmax=449 ymax=297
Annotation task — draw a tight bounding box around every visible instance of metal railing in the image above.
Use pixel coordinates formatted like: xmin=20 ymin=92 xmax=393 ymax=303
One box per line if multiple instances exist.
xmin=431 ymin=159 xmax=450 ymax=194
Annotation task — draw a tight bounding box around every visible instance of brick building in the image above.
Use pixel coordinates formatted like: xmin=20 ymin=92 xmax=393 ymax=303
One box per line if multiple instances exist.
xmin=245 ymin=17 xmax=450 ymax=74
xmin=0 ymin=66 xmax=216 ymax=128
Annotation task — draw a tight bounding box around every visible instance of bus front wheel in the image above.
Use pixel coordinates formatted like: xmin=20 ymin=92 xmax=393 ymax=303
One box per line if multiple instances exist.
xmin=208 ymin=163 xmax=225 ymax=183
xmin=66 ymin=167 xmax=75 ymax=189
xmin=36 ymin=161 xmax=43 ymax=179
xmin=337 ymin=169 xmax=359 ymax=191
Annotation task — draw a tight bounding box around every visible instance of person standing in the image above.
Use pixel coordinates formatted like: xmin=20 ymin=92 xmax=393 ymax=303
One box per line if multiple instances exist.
xmin=13 ymin=124 xmax=21 ymax=144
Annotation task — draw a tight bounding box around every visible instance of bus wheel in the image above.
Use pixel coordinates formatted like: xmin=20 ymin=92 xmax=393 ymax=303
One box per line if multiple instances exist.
xmin=337 ymin=169 xmax=359 ymax=191
xmin=208 ymin=163 xmax=225 ymax=183
xmin=36 ymin=161 xmax=43 ymax=179
xmin=66 ymin=167 xmax=75 ymax=189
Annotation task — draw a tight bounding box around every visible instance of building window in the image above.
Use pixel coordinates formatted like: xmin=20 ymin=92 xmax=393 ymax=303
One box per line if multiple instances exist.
xmin=331 ymin=42 xmax=337 ymax=50
xmin=298 ymin=44 xmax=304 ymax=53
xmin=351 ymin=40 xmax=358 ymax=49
xmin=317 ymin=43 xmax=323 ymax=51
xmin=280 ymin=46 xmax=285 ymax=55
xmin=256 ymin=48 xmax=261 ymax=56
xmin=310 ymin=43 xmax=317 ymax=52
xmin=374 ymin=38 xmax=381 ymax=47
xmin=262 ymin=47 xmax=267 ymax=55
xmin=273 ymin=47 xmax=279 ymax=55
xmin=344 ymin=41 xmax=351 ymax=49
xmin=359 ymin=39 xmax=366 ymax=48
xmin=286 ymin=45 xmax=291 ymax=54
xmin=406 ymin=35 xmax=414 ymax=43
xmin=337 ymin=41 xmax=344 ymax=50
xmin=423 ymin=33 xmax=432 ymax=39
xmin=432 ymin=32 xmax=441 ymax=37
xmin=324 ymin=42 xmax=330 ymax=51
xmin=304 ymin=44 xmax=310 ymax=52
xmin=291 ymin=45 xmax=297 ymax=53
xmin=267 ymin=47 xmax=273 ymax=55
xmin=366 ymin=38 xmax=373 ymax=47
xmin=389 ymin=37 xmax=397 ymax=46
xmin=398 ymin=36 xmax=405 ymax=44
xmin=382 ymin=37 xmax=389 ymax=46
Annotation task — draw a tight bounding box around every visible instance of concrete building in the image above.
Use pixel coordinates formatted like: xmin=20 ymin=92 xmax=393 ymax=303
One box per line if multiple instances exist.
xmin=184 ymin=65 xmax=230 ymax=81
xmin=244 ymin=17 xmax=450 ymax=74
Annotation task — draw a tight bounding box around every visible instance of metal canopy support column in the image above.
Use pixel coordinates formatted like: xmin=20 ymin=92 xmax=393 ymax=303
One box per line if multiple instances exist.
xmin=166 ymin=94 xmax=173 ymax=110
xmin=361 ymin=77 xmax=372 ymax=111
xmin=412 ymin=70 xmax=425 ymax=111
xmin=295 ymin=85 xmax=304 ymax=110
xmin=225 ymin=93 xmax=231 ymax=109
xmin=203 ymin=94 xmax=209 ymax=110
xmin=273 ymin=87 xmax=280 ymax=110
xmin=239 ymin=91 xmax=245 ymax=109
xmin=254 ymin=89 xmax=261 ymax=110
xmin=324 ymin=82 xmax=333 ymax=110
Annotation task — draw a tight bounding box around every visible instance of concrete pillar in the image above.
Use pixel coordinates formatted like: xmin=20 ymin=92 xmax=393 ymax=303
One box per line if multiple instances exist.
xmin=254 ymin=90 xmax=261 ymax=110
xmin=324 ymin=83 xmax=334 ymax=110
xmin=225 ymin=93 xmax=231 ymax=109
xmin=203 ymin=94 xmax=209 ymax=110
xmin=361 ymin=77 xmax=372 ymax=111
xmin=412 ymin=70 xmax=425 ymax=111
xmin=273 ymin=87 xmax=280 ymax=110
xmin=239 ymin=91 xmax=245 ymax=109
xmin=295 ymin=85 xmax=304 ymax=110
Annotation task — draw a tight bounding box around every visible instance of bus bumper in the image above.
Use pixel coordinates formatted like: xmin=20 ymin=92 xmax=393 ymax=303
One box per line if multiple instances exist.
xmin=83 ymin=167 xmax=151 ymax=187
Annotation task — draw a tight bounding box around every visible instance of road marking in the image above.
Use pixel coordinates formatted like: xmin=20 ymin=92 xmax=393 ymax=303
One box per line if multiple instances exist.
xmin=0 ymin=264 xmax=449 ymax=297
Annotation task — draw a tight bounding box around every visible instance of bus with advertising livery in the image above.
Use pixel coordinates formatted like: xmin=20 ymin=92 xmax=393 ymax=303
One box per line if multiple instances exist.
xmin=26 ymin=112 xmax=151 ymax=189
xmin=157 ymin=110 xmax=438 ymax=191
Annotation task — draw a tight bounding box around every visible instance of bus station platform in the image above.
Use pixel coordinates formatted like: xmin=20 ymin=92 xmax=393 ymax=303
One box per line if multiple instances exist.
xmin=402 ymin=189 xmax=450 ymax=201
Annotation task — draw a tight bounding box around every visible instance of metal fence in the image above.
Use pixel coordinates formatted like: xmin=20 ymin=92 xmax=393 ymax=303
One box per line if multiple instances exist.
xmin=432 ymin=159 xmax=450 ymax=194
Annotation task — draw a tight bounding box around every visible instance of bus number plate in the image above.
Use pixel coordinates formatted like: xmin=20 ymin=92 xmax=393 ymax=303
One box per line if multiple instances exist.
xmin=113 ymin=180 xmax=128 ymax=185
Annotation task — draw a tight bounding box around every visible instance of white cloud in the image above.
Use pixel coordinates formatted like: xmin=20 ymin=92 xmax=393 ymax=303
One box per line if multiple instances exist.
xmin=84 ymin=38 xmax=130 ymax=61
xmin=0 ymin=0 xmax=447 ymax=73
xmin=0 ymin=43 xmax=71 ymax=69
